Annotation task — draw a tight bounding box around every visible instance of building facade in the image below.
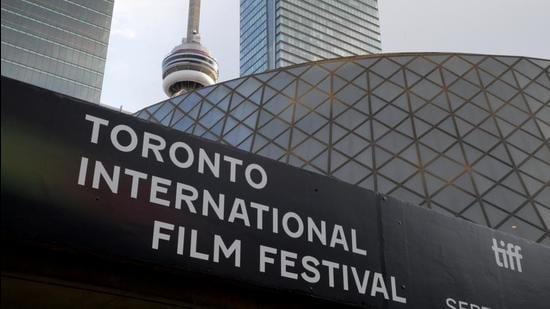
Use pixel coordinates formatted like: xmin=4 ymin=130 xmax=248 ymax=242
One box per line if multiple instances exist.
xmin=240 ymin=0 xmax=381 ymax=76
xmin=1 ymin=0 xmax=113 ymax=103
xmin=137 ymin=52 xmax=550 ymax=245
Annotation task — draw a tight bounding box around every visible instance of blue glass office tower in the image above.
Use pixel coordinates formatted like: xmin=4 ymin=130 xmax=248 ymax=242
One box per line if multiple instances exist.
xmin=1 ymin=0 xmax=114 ymax=103
xmin=240 ymin=0 xmax=382 ymax=76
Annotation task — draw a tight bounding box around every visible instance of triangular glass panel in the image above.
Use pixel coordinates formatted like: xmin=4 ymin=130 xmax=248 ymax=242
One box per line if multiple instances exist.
xmin=353 ymin=146 xmax=374 ymax=169
xmin=374 ymin=145 xmax=394 ymax=167
xmin=300 ymin=65 xmax=330 ymax=86
xmin=223 ymin=125 xmax=252 ymax=146
xmin=408 ymin=56 xmax=437 ymax=76
xmin=484 ymin=203 xmax=509 ymax=227
xmin=313 ymin=125 xmax=330 ymax=142
xmin=281 ymin=80 xmax=296 ymax=98
xmin=258 ymin=117 xmax=288 ymax=139
xmin=242 ymin=111 xmax=258 ymax=129
xmin=372 ymin=80 xmax=404 ymax=102
xmin=513 ymin=59 xmax=542 ymax=79
xmin=501 ymin=172 xmax=527 ymax=194
xmin=235 ymin=77 xmax=262 ymax=97
xmin=499 ymin=70 xmax=518 ymax=88
xmin=424 ymin=173 xmax=446 ymax=196
xmin=335 ymin=62 xmax=364 ymax=81
xmin=473 ymin=156 xmax=511 ymax=182
xmin=336 ymin=83 xmax=366 ymax=105
xmin=294 ymin=137 xmax=325 ymax=161
xmin=454 ymin=173 xmax=475 ymax=193
xmin=432 ymin=185 xmax=475 ymax=213
xmin=320 ymin=60 xmax=344 ymax=72
xmin=535 ymin=203 xmax=550 ymax=228
xmin=370 ymin=58 xmax=401 ymax=79
xmin=311 ymin=150 xmax=329 ymax=173
xmin=205 ymin=85 xmax=231 ymax=105
xmin=267 ymin=71 xmax=295 ymax=91
xmin=367 ymin=71 xmax=385 ymax=89
xmin=461 ymin=204 xmax=488 ymax=225
xmin=405 ymin=69 xmax=423 ymax=86
xmin=472 ymin=172 xmax=496 ymax=195
xmin=426 ymin=155 xmax=464 ymax=181
xmin=332 ymin=75 xmax=348 ymax=93
xmin=290 ymin=129 xmax=309 ymax=148
xmin=297 ymin=79 xmax=314 ymax=98
xmin=252 ymin=135 xmax=269 ymax=153
xmin=330 ymin=149 xmax=350 ymax=171
xmin=379 ymin=157 xmax=417 ymax=184
xmin=264 ymin=93 xmax=292 ymax=115
xmin=389 ymin=69 xmax=406 ymax=87
xmin=377 ymin=130 xmax=412 ymax=155
xmin=479 ymin=57 xmax=508 ymax=77
xmin=334 ymin=133 xmax=368 ymax=157
xmin=237 ymin=135 xmax=253 ymax=151
xmin=516 ymin=204 xmax=544 ymax=229
xmin=296 ymin=112 xmax=326 ymax=135
xmin=332 ymin=160 xmax=370 ymax=185
xmin=160 ymin=110 xmax=174 ymax=126
xmin=376 ymin=104 xmax=408 ymax=128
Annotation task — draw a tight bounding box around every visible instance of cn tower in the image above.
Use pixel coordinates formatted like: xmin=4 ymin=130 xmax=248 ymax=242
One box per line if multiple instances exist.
xmin=161 ymin=0 xmax=219 ymax=97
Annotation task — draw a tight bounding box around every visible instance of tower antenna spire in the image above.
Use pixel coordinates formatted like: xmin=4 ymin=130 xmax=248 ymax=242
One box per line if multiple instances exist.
xmin=187 ymin=0 xmax=201 ymax=42
xmin=161 ymin=0 xmax=219 ymax=97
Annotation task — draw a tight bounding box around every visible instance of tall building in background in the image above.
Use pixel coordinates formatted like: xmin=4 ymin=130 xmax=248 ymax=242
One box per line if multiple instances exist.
xmin=240 ymin=0 xmax=381 ymax=76
xmin=1 ymin=0 xmax=114 ymax=103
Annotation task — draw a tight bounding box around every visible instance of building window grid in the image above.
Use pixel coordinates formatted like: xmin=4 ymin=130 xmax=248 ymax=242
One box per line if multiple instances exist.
xmin=312 ymin=0 xmax=379 ymax=24
xmin=240 ymin=2 xmax=266 ymax=33
xmin=1 ymin=58 xmax=101 ymax=91
xmin=240 ymin=40 xmax=267 ymax=65
xmin=240 ymin=14 xmax=266 ymax=41
xmin=1 ymin=12 xmax=106 ymax=57
xmin=1 ymin=25 xmax=106 ymax=70
xmin=282 ymin=0 xmax=380 ymax=29
xmin=26 ymin=0 xmax=111 ymax=27
xmin=240 ymin=24 xmax=267 ymax=55
xmin=278 ymin=20 xmax=380 ymax=55
xmin=276 ymin=38 xmax=344 ymax=61
xmin=1 ymin=0 xmax=111 ymax=103
xmin=2 ymin=7 xmax=107 ymax=48
xmin=63 ymin=0 xmax=111 ymax=18
xmin=241 ymin=56 xmax=267 ymax=74
xmin=2 ymin=42 xmax=102 ymax=87
xmin=277 ymin=3 xmax=381 ymax=40
xmin=5 ymin=0 xmax=109 ymax=43
xmin=241 ymin=47 xmax=268 ymax=72
xmin=240 ymin=0 xmax=265 ymax=25
xmin=278 ymin=13 xmax=381 ymax=50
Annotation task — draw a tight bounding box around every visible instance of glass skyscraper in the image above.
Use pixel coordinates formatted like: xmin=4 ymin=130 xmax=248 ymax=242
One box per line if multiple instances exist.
xmin=1 ymin=0 xmax=114 ymax=103
xmin=240 ymin=0 xmax=381 ymax=76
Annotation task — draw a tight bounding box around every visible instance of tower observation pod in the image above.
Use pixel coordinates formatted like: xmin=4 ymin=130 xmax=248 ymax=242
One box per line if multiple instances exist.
xmin=162 ymin=0 xmax=219 ymax=97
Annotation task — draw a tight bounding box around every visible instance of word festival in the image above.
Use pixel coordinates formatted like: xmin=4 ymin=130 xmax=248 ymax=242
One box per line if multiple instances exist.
xmin=76 ymin=113 xmax=407 ymax=304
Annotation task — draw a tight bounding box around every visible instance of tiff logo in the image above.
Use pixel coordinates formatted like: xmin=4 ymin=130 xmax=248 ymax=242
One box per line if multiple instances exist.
xmin=491 ymin=238 xmax=523 ymax=272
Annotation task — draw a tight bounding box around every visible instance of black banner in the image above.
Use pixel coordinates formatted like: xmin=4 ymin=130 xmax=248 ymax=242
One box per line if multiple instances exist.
xmin=2 ymin=78 xmax=549 ymax=308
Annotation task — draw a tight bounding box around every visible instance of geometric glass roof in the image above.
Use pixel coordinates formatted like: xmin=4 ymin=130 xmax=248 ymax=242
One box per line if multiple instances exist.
xmin=137 ymin=52 xmax=550 ymax=245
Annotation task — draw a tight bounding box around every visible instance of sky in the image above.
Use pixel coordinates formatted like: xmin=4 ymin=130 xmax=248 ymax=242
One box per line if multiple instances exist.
xmin=101 ymin=0 xmax=550 ymax=112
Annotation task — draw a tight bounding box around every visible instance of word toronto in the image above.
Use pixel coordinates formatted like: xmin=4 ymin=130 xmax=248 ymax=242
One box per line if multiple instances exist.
xmin=76 ymin=114 xmax=407 ymax=304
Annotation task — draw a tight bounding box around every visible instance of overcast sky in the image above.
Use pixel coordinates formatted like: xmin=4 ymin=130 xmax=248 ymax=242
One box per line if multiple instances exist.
xmin=101 ymin=0 xmax=550 ymax=112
